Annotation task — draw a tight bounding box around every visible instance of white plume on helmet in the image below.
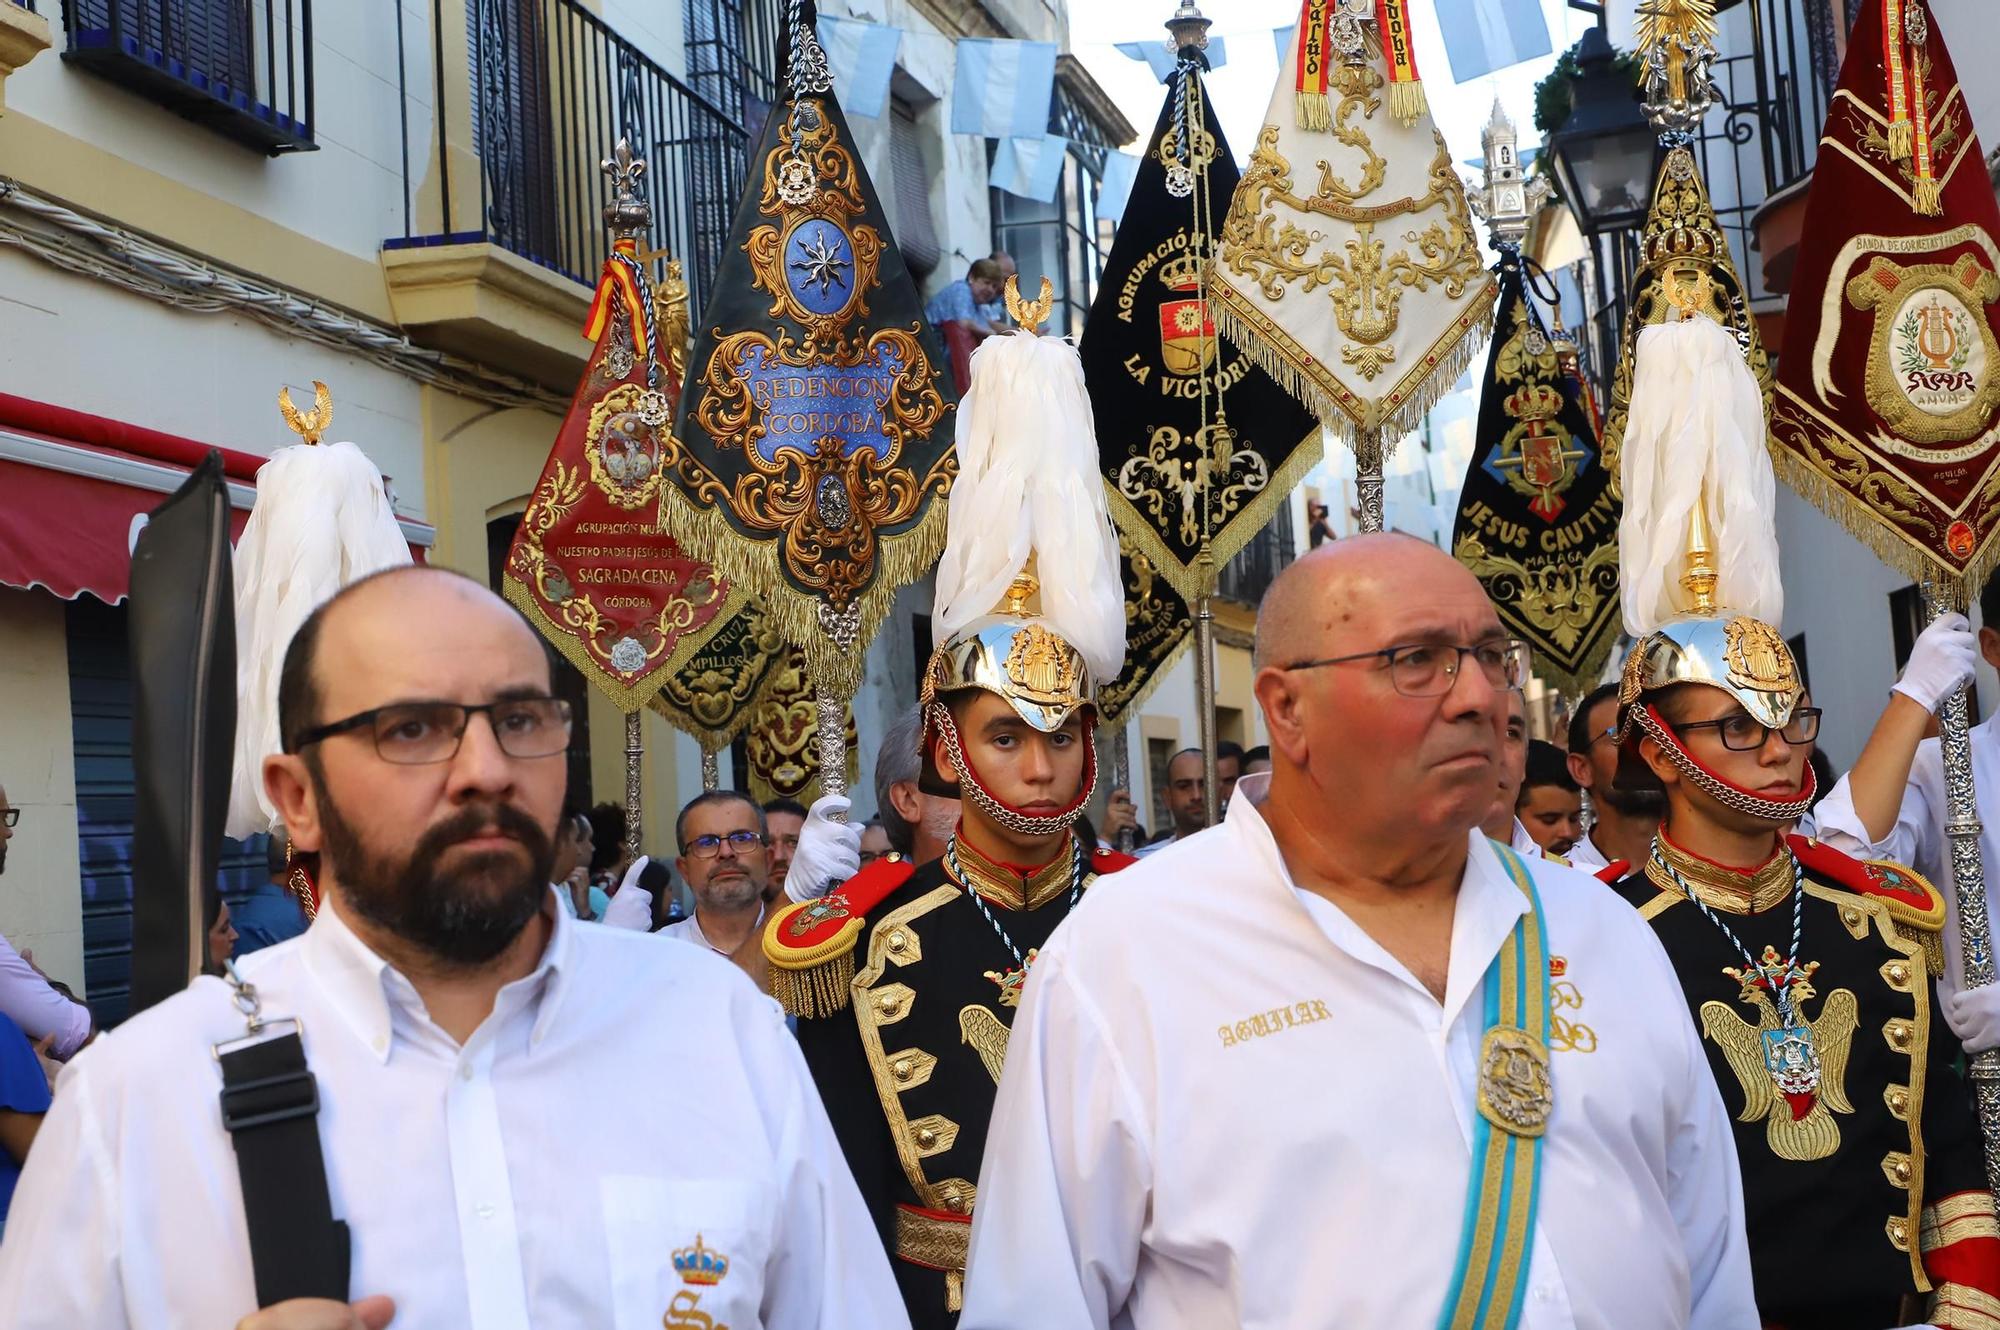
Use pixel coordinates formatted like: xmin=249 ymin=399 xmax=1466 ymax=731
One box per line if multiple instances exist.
xmin=1618 ymin=313 xmax=1783 ymax=636
xmin=932 ymin=325 xmax=1126 ymax=685
xmin=225 ymin=435 xmax=411 ymax=839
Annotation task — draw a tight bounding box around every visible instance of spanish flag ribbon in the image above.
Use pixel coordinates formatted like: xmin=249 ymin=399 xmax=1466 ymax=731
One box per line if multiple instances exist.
xmin=1883 ymin=0 xmax=1913 ymax=159
xmin=1375 ymin=0 xmax=1426 ymax=125
xmin=1294 ymin=0 xmax=1334 ymax=131
xmin=582 ymin=236 xmax=652 ymax=357
xmin=1908 ymin=8 xmax=1941 ymax=215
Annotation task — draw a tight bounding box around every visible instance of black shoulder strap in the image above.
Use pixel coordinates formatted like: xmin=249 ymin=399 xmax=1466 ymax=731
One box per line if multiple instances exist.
xmin=217 ymin=1030 xmax=351 ymax=1306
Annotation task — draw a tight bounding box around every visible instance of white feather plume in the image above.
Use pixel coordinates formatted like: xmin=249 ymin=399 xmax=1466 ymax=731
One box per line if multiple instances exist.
xmin=933 ymin=328 xmax=1126 ymax=685
xmin=225 ymin=440 xmax=412 ymax=839
xmin=1618 ymin=315 xmax=1783 ymax=636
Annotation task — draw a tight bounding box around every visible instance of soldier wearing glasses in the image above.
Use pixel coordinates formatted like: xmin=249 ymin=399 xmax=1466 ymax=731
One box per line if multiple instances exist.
xmin=0 ymin=566 xmax=905 ymax=1330
xmin=1610 ymin=607 xmax=2000 ymax=1325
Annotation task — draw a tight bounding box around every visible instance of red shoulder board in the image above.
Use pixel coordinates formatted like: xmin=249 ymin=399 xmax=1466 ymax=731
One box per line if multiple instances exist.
xmin=1787 ymin=833 xmax=1945 ymax=927
xmin=1594 ymin=860 xmax=1632 ymax=885
xmin=763 ymin=857 xmax=917 ymax=970
xmin=1090 ymin=848 xmax=1138 ymax=875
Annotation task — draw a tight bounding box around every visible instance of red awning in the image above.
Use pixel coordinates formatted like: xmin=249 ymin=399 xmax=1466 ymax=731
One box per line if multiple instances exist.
xmin=0 ymin=393 xmax=433 ymax=604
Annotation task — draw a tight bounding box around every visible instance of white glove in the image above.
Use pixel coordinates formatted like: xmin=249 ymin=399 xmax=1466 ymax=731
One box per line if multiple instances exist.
xmin=783 ymin=794 xmax=861 ymax=903
xmin=1892 ymin=612 xmax=1977 ymax=713
xmin=597 ymin=856 xmax=655 ymax=932
xmin=1944 ymin=982 xmax=2000 ymax=1055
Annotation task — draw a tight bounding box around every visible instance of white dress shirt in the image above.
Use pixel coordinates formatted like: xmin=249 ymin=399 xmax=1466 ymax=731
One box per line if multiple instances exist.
xmin=0 ymin=931 xmax=91 ymax=1058
xmin=961 ymin=774 xmax=1757 ymax=1330
xmin=1809 ymin=715 xmax=2000 ymax=993
xmin=660 ymin=911 xmax=717 ymax=950
xmin=1566 ymin=831 xmax=1610 ymax=871
xmin=1510 ymin=816 xmax=1546 ymax=860
xmin=0 ymin=891 xmax=908 ymax=1330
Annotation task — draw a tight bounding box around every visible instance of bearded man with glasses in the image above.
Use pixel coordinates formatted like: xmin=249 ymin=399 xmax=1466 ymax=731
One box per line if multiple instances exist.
xmin=1609 ymin=601 xmax=2000 ymax=1326
xmin=961 ymin=534 xmax=1757 ymax=1329
xmin=0 ymin=565 xmax=906 ymax=1330
xmin=665 ymin=793 xmax=773 ymax=957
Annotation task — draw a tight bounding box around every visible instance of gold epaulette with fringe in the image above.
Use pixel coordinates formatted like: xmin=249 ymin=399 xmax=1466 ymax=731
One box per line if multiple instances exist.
xmin=762 ymin=857 xmax=916 ymax=1018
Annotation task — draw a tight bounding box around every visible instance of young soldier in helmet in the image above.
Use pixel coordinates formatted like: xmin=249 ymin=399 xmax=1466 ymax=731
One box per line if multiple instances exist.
xmin=1603 ymin=146 xmax=2000 ymax=1317
xmin=765 ymin=279 xmax=1133 ymax=1328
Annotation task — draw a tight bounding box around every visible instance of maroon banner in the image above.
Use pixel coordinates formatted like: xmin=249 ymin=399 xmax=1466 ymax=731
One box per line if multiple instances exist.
xmin=504 ymin=242 xmax=744 ymax=712
xmin=1770 ymin=0 xmax=2000 ymax=590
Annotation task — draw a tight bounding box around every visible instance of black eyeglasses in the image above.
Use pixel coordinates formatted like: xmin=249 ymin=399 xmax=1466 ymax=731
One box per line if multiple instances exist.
xmin=0 ymin=808 xmax=16 ymax=828
xmin=1281 ymin=638 xmax=1531 ymax=698
xmin=290 ymin=697 xmax=573 ymax=765
xmin=1675 ymin=708 xmax=1822 ymax=752
xmin=684 ymin=830 xmax=765 ymax=859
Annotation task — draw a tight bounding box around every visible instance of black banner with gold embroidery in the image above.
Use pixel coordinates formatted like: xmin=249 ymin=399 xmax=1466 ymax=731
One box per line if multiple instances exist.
xmin=744 ymin=644 xmax=859 ymax=805
xmin=1096 ymin=533 xmax=1194 ymax=728
xmin=666 ymin=71 xmax=955 ymax=695
xmin=647 ymin=600 xmax=790 ymax=753
xmin=1082 ymin=64 xmax=1320 ymax=607
xmin=1450 ymin=257 xmax=1620 ymax=693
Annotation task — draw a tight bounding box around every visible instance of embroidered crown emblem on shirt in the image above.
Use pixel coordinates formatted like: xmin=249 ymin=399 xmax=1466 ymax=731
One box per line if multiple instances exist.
xmin=672 ymin=1234 xmax=731 ymax=1286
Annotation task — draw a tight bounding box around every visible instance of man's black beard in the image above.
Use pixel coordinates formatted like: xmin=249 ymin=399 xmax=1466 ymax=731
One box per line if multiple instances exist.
xmin=316 ymin=780 xmax=555 ymax=967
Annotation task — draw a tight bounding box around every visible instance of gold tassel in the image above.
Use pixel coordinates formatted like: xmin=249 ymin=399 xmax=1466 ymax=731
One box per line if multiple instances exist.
xmin=1295 ymin=91 xmax=1331 ymax=131
xmin=946 ymin=1270 xmax=964 ymax=1313
xmin=1388 ymin=81 xmax=1428 ymax=127
xmin=1914 ymin=175 xmax=1943 ymax=215
xmin=1888 ymin=118 xmax=1915 ymax=161
xmin=768 ymin=952 xmax=856 ymax=1018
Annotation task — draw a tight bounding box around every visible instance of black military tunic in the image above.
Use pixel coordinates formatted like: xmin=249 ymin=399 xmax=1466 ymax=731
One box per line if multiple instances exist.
xmin=767 ymin=834 xmax=1132 ymax=1330
xmin=1615 ymin=833 xmax=1997 ymax=1327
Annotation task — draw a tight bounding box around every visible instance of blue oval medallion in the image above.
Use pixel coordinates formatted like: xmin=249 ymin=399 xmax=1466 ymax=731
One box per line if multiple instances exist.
xmin=785 ymin=221 xmax=856 ymax=317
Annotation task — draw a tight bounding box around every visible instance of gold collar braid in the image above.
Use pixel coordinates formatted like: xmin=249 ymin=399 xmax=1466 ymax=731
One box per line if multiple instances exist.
xmin=1643 ymin=832 xmax=1795 ymax=915
xmin=949 ymin=831 xmax=1078 ymax=911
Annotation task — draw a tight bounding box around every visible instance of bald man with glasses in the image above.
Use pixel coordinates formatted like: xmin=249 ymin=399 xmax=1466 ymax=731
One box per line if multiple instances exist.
xmin=962 ymin=534 xmax=1755 ymax=1329
xmin=0 ymin=566 xmax=905 ymax=1330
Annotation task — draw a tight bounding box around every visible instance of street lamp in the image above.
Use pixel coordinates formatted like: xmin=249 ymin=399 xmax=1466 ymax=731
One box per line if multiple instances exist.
xmin=1544 ymin=27 xmax=1655 ymax=236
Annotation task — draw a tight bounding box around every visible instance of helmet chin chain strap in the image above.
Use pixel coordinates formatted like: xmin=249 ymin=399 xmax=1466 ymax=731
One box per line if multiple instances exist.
xmin=925 ymin=700 xmax=1100 ymax=838
xmin=1633 ymin=703 xmax=1817 ymax=824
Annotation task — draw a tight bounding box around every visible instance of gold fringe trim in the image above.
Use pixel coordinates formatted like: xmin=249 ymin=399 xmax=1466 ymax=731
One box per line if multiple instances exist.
xmin=1889 ymin=117 xmax=1916 ymax=161
xmin=500 ymin=573 xmax=750 ymax=716
xmin=656 ymin=475 xmax=952 ymax=698
xmin=767 ymin=949 xmax=856 ymax=1019
xmin=1097 ymin=626 xmax=1195 ymax=728
xmin=1376 ymin=310 xmax=1492 ymax=445
xmin=1104 ymin=421 xmax=1326 ymax=609
xmin=1388 ymin=81 xmax=1428 ymax=127
xmin=1211 ymin=291 xmax=1357 ymax=432
xmin=1915 ymin=176 xmax=1944 ymax=216
xmin=1295 ymin=91 xmax=1332 ymax=132
xmin=1767 ymin=405 xmax=2000 ymax=605
xmin=1210 ymin=276 xmax=1496 ymax=452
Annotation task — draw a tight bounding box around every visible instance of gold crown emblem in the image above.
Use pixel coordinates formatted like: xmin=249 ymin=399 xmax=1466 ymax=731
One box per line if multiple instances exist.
xmin=1502 ymin=383 xmax=1562 ymax=422
xmin=671 ymin=1235 xmax=730 ymax=1287
xmin=1160 ymin=248 xmax=1204 ymax=293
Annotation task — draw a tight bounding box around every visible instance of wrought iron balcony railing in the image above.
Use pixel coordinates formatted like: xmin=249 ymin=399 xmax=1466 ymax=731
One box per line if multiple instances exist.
xmin=391 ymin=0 xmax=770 ymax=325
xmin=61 ymin=0 xmax=315 ymax=153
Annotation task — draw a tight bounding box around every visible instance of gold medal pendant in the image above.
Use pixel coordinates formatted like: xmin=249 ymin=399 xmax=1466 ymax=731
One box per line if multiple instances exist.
xmin=982 ymin=950 xmax=1036 ymax=1008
